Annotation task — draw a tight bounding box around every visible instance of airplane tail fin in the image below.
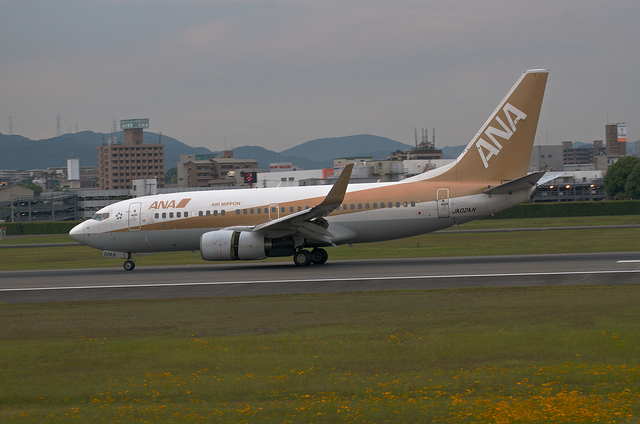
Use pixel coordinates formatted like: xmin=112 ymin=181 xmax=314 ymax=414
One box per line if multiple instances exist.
xmin=429 ymin=69 xmax=548 ymax=183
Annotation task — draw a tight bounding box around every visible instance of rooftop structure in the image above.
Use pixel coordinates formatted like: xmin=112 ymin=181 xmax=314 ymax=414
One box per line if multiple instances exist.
xmin=97 ymin=119 xmax=165 ymax=190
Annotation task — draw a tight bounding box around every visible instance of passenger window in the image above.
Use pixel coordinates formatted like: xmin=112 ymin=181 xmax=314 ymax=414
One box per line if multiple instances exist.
xmin=199 ymin=211 xmax=203 ymax=217
xmin=184 ymin=212 xmax=188 ymax=217
xmin=366 ymin=203 xmax=370 ymax=209
xmin=177 ymin=212 xmax=181 ymax=218
xmin=403 ymin=202 xmax=408 ymax=207
xmin=213 ymin=210 xmax=218 ymax=216
xmin=243 ymin=209 xmax=248 ymax=215
xmin=279 ymin=207 xmax=284 ymax=213
xmin=169 ymin=212 xmax=174 ymax=218
xmin=257 ymin=208 xmax=261 ymax=214
xmin=388 ymin=202 xmax=393 ymax=208
xmin=350 ymin=204 xmax=355 ymax=210
xmin=396 ymin=202 xmax=400 ymax=208
xmin=358 ymin=204 xmax=363 ymax=209
xmin=411 ymin=201 xmax=416 ymax=207
xmin=221 ymin=210 xmax=225 ymax=216
xmin=206 ymin=210 xmax=211 ymax=216
xmin=380 ymin=202 xmax=385 ymax=208
xmin=290 ymin=207 xmax=294 ymax=212
xmin=236 ymin=209 xmax=240 ymax=215
xmin=297 ymin=206 xmax=302 ymax=212
xmin=155 ymin=213 xmax=159 ymax=218
xmin=264 ymin=208 xmax=269 ymax=214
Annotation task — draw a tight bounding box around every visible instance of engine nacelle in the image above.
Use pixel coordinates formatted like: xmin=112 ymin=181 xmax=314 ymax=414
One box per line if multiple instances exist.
xmin=200 ymin=230 xmax=266 ymax=261
xmin=200 ymin=230 xmax=296 ymax=261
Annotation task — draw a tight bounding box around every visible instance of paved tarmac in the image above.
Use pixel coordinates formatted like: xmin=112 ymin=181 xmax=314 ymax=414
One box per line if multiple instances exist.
xmin=1 ymin=252 xmax=639 ymax=303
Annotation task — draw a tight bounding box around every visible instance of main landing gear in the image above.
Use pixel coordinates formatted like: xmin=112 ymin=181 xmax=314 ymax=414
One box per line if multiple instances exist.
xmin=293 ymin=248 xmax=328 ymax=266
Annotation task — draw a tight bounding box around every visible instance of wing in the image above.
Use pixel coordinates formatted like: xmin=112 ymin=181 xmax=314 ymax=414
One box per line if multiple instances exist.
xmin=252 ymin=163 xmax=354 ymax=245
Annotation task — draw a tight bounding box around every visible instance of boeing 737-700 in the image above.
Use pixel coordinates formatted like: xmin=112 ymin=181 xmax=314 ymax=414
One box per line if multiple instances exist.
xmin=70 ymin=69 xmax=549 ymax=270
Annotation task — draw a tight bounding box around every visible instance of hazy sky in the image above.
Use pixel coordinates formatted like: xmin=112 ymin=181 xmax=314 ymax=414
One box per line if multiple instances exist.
xmin=2 ymin=0 xmax=639 ymax=153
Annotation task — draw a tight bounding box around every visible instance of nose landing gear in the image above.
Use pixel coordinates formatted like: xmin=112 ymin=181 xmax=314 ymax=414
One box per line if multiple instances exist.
xmin=123 ymin=260 xmax=135 ymax=271
xmin=123 ymin=252 xmax=135 ymax=271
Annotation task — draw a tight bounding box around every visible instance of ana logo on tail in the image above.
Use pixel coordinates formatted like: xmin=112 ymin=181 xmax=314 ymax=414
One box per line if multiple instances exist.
xmin=476 ymin=103 xmax=527 ymax=168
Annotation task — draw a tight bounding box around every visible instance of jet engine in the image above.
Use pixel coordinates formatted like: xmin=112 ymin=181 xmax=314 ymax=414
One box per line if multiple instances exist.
xmin=200 ymin=230 xmax=295 ymax=261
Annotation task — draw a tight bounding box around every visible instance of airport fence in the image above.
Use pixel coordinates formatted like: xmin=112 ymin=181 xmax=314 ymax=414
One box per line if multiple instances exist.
xmin=1 ymin=221 xmax=78 ymax=236
xmin=490 ymin=200 xmax=640 ymax=219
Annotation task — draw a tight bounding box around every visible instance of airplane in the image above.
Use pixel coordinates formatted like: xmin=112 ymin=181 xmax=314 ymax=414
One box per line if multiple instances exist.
xmin=70 ymin=69 xmax=549 ymax=271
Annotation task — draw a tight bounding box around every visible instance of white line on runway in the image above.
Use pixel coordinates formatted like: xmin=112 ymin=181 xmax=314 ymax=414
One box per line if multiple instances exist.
xmin=2 ymin=269 xmax=640 ymax=292
xmin=617 ymin=260 xmax=640 ymax=263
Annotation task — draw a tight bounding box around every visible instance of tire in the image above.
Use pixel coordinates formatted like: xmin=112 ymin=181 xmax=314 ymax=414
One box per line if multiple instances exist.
xmin=293 ymin=250 xmax=312 ymax=266
xmin=310 ymin=248 xmax=328 ymax=265
xmin=123 ymin=260 xmax=135 ymax=271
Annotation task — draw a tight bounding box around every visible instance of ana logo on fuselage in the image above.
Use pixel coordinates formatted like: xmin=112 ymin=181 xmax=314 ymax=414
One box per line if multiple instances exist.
xmin=148 ymin=198 xmax=191 ymax=210
xmin=476 ymin=103 xmax=527 ymax=169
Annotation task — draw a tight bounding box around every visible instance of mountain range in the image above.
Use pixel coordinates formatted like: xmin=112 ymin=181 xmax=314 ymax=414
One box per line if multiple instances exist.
xmin=0 ymin=131 xmax=464 ymax=171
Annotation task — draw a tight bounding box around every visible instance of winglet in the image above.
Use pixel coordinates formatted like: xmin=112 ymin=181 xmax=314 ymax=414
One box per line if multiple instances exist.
xmin=252 ymin=163 xmax=353 ymax=234
xmin=318 ymin=163 xmax=353 ymax=207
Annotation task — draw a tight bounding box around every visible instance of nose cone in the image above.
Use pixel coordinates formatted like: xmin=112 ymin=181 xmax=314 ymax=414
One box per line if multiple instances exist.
xmin=69 ymin=222 xmax=85 ymax=244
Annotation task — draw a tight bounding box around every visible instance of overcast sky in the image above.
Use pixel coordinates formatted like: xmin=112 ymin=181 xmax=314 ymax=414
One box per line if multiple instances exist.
xmin=2 ymin=0 xmax=639 ymax=154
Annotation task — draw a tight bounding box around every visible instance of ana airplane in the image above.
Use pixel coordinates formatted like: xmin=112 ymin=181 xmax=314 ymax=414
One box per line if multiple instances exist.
xmin=70 ymin=69 xmax=548 ymax=271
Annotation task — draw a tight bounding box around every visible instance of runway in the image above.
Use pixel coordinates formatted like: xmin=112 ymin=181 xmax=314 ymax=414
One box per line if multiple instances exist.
xmin=1 ymin=252 xmax=640 ymax=303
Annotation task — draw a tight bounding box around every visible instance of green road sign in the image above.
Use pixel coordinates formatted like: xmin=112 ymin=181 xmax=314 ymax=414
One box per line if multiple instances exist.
xmin=120 ymin=119 xmax=149 ymax=129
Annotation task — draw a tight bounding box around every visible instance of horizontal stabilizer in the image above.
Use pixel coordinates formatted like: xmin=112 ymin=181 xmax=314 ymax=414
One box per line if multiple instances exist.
xmin=536 ymin=171 xmax=566 ymax=186
xmin=483 ymin=171 xmax=545 ymax=195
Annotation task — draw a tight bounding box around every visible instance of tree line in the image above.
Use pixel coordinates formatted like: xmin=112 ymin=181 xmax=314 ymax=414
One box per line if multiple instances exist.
xmin=603 ymin=156 xmax=640 ymax=200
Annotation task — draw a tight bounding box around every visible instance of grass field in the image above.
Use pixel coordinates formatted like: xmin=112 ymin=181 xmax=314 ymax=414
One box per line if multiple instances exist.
xmin=1 ymin=216 xmax=639 ymax=422
xmin=1 ymin=287 xmax=639 ymax=423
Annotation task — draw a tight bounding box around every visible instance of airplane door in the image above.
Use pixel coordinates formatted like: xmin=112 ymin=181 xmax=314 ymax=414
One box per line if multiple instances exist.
xmin=269 ymin=204 xmax=279 ymax=220
xmin=128 ymin=202 xmax=142 ymax=231
xmin=437 ymin=189 xmax=450 ymax=218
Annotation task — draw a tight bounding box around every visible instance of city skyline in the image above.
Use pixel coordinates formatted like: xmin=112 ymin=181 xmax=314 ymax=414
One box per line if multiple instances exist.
xmin=2 ymin=1 xmax=639 ymax=151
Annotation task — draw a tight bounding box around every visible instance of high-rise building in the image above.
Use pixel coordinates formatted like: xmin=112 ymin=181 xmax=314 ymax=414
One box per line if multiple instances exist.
xmin=97 ymin=119 xmax=165 ymax=190
xmin=606 ymin=123 xmax=627 ymax=156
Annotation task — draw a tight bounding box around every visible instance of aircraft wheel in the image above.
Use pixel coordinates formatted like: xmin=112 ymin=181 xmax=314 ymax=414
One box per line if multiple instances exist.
xmin=293 ymin=250 xmax=312 ymax=266
xmin=123 ymin=260 xmax=135 ymax=271
xmin=311 ymin=248 xmax=328 ymax=265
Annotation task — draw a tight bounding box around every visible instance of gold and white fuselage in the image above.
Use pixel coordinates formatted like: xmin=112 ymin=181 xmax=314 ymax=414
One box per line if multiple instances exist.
xmin=70 ymin=69 xmax=549 ymax=269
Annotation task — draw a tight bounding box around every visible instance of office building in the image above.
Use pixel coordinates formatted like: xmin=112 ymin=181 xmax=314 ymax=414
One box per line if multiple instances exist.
xmin=97 ymin=119 xmax=165 ymax=190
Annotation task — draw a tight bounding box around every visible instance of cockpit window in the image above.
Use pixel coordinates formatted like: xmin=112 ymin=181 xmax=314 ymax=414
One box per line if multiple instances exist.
xmin=91 ymin=212 xmax=110 ymax=221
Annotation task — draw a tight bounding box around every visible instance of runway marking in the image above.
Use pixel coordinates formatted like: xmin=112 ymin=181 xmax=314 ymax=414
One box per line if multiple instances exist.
xmin=2 ymin=269 xmax=640 ymax=292
xmin=617 ymin=260 xmax=640 ymax=263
